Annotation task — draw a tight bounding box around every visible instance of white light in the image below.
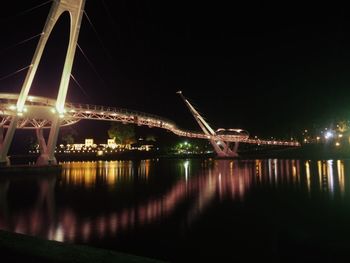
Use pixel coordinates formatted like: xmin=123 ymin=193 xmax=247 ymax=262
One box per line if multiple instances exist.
xmin=325 ymin=131 xmax=333 ymax=139
xmin=51 ymin=108 xmax=56 ymax=114
xmin=184 ymin=160 xmax=189 ymax=181
xmin=8 ymin=105 xmax=16 ymax=110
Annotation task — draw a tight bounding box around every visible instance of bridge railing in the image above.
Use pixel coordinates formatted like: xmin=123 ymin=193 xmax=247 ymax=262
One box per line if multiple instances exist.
xmin=0 ymin=93 xmax=300 ymax=146
xmin=65 ymin=102 xmax=177 ymax=125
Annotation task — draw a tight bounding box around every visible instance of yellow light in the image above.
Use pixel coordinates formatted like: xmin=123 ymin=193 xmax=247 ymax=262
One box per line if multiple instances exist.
xmin=17 ymin=112 xmax=23 ymax=116
xmin=8 ymin=105 xmax=16 ymax=110
xmin=336 ymin=142 xmax=340 ymax=147
xmin=59 ymin=114 xmax=64 ymax=118
xmin=339 ymin=134 xmax=343 ymax=138
xmin=51 ymin=108 xmax=56 ymax=113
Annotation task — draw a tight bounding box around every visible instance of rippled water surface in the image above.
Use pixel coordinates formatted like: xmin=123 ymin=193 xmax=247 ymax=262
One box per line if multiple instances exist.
xmin=1 ymin=159 xmax=350 ymax=262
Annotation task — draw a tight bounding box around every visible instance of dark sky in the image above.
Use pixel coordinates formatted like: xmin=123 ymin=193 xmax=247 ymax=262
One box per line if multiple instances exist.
xmin=1 ymin=0 xmax=350 ymax=140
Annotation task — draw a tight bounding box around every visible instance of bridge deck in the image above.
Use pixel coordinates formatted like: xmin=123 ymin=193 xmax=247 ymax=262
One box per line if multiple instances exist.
xmin=0 ymin=93 xmax=300 ymax=146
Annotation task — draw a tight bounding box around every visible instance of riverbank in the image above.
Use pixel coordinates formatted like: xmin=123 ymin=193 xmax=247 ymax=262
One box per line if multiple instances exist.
xmin=7 ymin=144 xmax=350 ymax=165
xmin=239 ymin=144 xmax=350 ymax=160
xmin=9 ymin=151 xmax=216 ymax=164
xmin=0 ymin=230 xmax=165 ymax=263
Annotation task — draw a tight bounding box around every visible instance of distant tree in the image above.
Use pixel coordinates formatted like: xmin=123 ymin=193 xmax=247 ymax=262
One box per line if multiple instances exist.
xmin=337 ymin=121 xmax=348 ymax=133
xmin=28 ymin=136 xmax=38 ymax=151
xmin=146 ymin=134 xmax=156 ymax=142
xmin=62 ymin=134 xmax=75 ymax=144
xmin=108 ymin=123 xmax=136 ymax=144
xmin=61 ymin=127 xmax=77 ymax=144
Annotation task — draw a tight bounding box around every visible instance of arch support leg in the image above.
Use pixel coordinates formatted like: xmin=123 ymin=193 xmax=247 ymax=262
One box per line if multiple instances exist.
xmin=0 ymin=117 xmax=18 ymax=166
xmin=35 ymin=127 xmax=57 ymax=165
xmin=210 ymin=140 xmax=239 ymax=158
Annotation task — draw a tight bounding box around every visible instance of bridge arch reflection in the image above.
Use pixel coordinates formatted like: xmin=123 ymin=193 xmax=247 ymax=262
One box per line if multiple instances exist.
xmin=0 ymin=159 xmax=348 ymax=243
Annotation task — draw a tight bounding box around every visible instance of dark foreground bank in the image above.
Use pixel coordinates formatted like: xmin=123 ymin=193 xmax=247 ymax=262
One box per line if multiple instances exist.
xmin=0 ymin=230 xmax=165 ymax=263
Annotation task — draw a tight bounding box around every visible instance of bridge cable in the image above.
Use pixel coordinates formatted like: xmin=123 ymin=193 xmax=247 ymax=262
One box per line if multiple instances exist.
xmin=76 ymin=43 xmax=106 ymax=86
xmin=1 ymin=0 xmax=53 ymax=22
xmin=70 ymin=74 xmax=89 ymax=99
xmin=0 ymin=33 xmax=43 ymax=57
xmin=185 ymin=97 xmax=211 ymax=124
xmin=101 ymin=0 xmax=118 ymax=29
xmin=83 ymin=11 xmax=115 ymax=63
xmin=0 ymin=65 xmax=32 ymax=82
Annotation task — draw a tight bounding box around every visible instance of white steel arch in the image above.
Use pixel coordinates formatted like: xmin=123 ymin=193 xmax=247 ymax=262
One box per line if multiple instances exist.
xmin=0 ymin=0 xmax=86 ymax=165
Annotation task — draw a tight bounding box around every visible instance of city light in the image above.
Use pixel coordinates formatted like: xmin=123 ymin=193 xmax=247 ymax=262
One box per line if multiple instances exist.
xmin=325 ymin=131 xmax=333 ymax=139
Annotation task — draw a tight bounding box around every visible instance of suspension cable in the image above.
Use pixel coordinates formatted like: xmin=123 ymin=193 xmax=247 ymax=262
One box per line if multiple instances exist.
xmin=1 ymin=0 xmax=53 ymax=21
xmin=0 ymin=33 xmax=43 ymax=57
xmin=0 ymin=65 xmax=31 ymax=82
xmin=70 ymin=74 xmax=89 ymax=98
xmin=83 ymin=11 xmax=114 ymax=63
xmin=101 ymin=0 xmax=118 ymax=28
xmin=77 ymin=43 xmax=106 ymax=85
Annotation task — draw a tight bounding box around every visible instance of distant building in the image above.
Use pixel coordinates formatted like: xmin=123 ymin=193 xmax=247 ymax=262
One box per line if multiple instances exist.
xmin=107 ymin=138 xmax=117 ymax=149
xmin=85 ymin=139 xmax=94 ymax=147
xmin=132 ymin=138 xmax=154 ymax=151
xmin=30 ymin=137 xmax=146 ymax=154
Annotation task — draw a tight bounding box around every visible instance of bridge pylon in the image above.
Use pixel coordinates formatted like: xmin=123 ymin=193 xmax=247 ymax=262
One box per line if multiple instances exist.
xmin=177 ymin=91 xmax=239 ymax=157
xmin=0 ymin=0 xmax=86 ymax=165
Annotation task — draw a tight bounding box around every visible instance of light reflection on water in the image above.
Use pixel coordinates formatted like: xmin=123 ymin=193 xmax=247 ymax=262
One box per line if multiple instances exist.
xmin=60 ymin=160 xmax=151 ymax=188
xmin=0 ymin=158 xmax=349 ymax=258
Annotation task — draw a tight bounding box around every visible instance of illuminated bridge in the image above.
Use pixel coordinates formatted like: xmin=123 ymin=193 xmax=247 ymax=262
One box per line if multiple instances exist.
xmin=0 ymin=0 xmax=299 ymax=165
xmin=0 ymin=92 xmax=299 ymax=152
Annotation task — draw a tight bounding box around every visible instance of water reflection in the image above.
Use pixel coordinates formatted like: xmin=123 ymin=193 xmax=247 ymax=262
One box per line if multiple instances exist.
xmin=60 ymin=160 xmax=151 ymax=188
xmin=0 ymin=159 xmax=349 ymax=244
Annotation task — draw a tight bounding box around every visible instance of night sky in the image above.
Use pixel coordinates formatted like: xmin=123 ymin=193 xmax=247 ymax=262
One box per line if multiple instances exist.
xmin=1 ymin=0 xmax=350 ymax=141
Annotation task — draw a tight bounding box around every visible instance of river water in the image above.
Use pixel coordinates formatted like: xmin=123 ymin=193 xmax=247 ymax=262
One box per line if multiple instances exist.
xmin=1 ymin=158 xmax=350 ymax=262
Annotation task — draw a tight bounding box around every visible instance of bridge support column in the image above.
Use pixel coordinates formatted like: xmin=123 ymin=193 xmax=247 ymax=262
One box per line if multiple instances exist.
xmin=0 ymin=117 xmax=18 ymax=166
xmin=231 ymin=142 xmax=239 ymax=157
xmin=210 ymin=140 xmax=239 ymax=158
xmin=47 ymin=116 xmax=61 ymax=165
xmin=36 ymin=128 xmax=47 ymax=154
xmin=36 ymin=117 xmax=59 ymax=165
xmin=0 ymin=124 xmax=3 ymax=147
xmin=35 ymin=127 xmax=58 ymax=165
xmin=209 ymin=140 xmax=226 ymax=157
